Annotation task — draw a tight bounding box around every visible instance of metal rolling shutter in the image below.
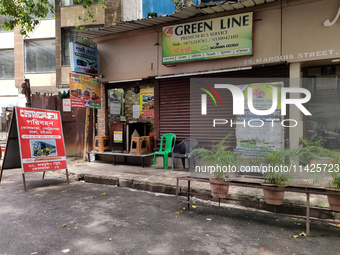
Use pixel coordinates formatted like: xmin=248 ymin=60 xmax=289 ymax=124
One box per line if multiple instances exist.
xmin=158 ymin=64 xmax=289 ymax=147
xmin=159 ymin=77 xmax=191 ymax=141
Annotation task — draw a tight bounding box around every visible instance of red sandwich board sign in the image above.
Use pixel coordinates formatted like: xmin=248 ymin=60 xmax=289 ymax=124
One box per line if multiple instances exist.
xmin=0 ymin=107 xmax=69 ymax=191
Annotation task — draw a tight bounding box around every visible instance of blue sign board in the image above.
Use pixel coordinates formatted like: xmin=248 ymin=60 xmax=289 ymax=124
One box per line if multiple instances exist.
xmin=69 ymin=42 xmax=98 ymax=76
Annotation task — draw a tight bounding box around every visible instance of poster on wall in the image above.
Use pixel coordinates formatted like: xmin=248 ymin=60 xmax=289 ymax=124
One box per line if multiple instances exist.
xmin=63 ymin=98 xmax=71 ymax=112
xmin=114 ymin=131 xmax=123 ymax=143
xmin=235 ymin=111 xmax=283 ymax=153
xmin=162 ymin=12 xmax=253 ymax=65
xmin=69 ymin=42 xmax=98 ymax=75
xmin=140 ymin=88 xmax=154 ymax=117
xmin=236 ymin=82 xmax=284 ymax=155
xmin=109 ymin=95 xmax=121 ymax=117
xmin=16 ymin=107 xmax=67 ymax=173
xmin=70 ymin=73 xmax=101 ymax=109
xmin=235 ymin=82 xmax=284 ymax=155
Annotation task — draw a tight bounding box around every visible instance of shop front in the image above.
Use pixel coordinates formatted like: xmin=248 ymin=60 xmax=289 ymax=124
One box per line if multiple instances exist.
xmin=79 ymin=0 xmax=340 ymax=165
xmin=106 ymin=80 xmax=155 ymax=152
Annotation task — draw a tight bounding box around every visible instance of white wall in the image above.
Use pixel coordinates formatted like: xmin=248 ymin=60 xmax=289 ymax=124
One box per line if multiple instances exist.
xmin=27 ymin=19 xmax=55 ymax=39
xmin=122 ymin=0 xmax=143 ymax=21
xmin=0 ymin=80 xmax=18 ymax=96
xmin=0 ymin=32 xmax=14 ymax=49
xmin=0 ymin=95 xmax=26 ymax=109
xmin=24 ymin=73 xmax=56 ymax=88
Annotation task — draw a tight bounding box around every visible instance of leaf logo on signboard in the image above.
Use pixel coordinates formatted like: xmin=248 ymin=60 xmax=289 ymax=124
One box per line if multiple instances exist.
xmin=164 ymin=27 xmax=174 ymax=37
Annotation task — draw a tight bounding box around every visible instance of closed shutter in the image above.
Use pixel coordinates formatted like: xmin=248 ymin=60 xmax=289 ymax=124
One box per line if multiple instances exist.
xmin=158 ymin=64 xmax=289 ymax=148
xmin=159 ymin=77 xmax=190 ymax=141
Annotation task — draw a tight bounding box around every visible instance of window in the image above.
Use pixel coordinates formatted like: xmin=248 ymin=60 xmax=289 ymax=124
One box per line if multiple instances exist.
xmin=0 ymin=15 xmax=13 ymax=32
xmin=307 ymin=65 xmax=340 ymax=150
xmin=62 ymin=0 xmax=99 ymax=6
xmin=62 ymin=28 xmax=97 ymax=66
xmin=0 ymin=49 xmax=14 ymax=79
xmin=25 ymin=39 xmax=56 ymax=73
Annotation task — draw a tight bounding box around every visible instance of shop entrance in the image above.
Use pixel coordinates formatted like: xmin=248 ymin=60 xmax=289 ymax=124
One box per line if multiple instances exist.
xmin=106 ymin=84 xmax=155 ymax=154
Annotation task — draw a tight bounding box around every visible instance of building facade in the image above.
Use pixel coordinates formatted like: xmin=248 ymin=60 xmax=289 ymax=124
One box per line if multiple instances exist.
xmin=0 ymin=0 xmax=55 ymax=135
xmin=2 ymin=0 xmax=340 ymax=157
xmin=79 ymin=0 xmax=340 ymax=153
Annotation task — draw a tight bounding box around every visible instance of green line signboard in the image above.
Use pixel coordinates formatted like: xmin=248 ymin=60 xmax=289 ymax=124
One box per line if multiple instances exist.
xmin=162 ymin=12 xmax=253 ymax=65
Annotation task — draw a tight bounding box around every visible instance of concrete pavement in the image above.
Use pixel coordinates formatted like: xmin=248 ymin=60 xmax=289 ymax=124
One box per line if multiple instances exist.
xmin=1 ymin=155 xmax=338 ymax=221
xmin=63 ymin=157 xmax=334 ymax=212
xmin=1 ymin=168 xmax=340 ymax=255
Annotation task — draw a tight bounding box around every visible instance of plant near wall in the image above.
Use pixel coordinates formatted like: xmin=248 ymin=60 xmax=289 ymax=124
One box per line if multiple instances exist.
xmin=299 ymin=137 xmax=329 ymax=166
xmin=259 ymin=147 xmax=299 ymax=187
xmin=309 ymin=150 xmax=339 ymax=184
xmin=304 ymin=149 xmax=340 ymax=211
xmin=322 ymin=150 xmax=340 ymax=190
xmin=189 ymin=133 xmax=238 ymax=198
xmin=322 ymin=150 xmax=340 ymax=211
xmin=251 ymin=147 xmax=299 ymax=205
xmin=329 ymin=172 xmax=340 ymax=189
xmin=189 ymin=133 xmax=237 ymax=180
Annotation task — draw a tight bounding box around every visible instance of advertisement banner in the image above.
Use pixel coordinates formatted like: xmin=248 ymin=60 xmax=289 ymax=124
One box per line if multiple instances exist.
xmin=70 ymin=73 xmax=101 ymax=109
xmin=114 ymin=131 xmax=123 ymax=143
xmin=140 ymin=88 xmax=154 ymax=117
xmin=243 ymin=83 xmax=282 ymax=111
xmin=162 ymin=12 xmax=252 ymax=64
xmin=16 ymin=107 xmax=67 ymax=173
xmin=236 ymin=83 xmax=284 ymax=154
xmin=69 ymin=42 xmax=98 ymax=75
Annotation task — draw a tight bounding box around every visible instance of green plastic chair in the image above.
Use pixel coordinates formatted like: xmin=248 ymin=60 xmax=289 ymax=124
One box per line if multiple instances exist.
xmin=153 ymin=133 xmax=176 ymax=170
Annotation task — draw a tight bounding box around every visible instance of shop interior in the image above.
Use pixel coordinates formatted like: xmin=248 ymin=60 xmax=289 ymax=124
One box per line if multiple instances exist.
xmin=102 ymin=84 xmax=155 ymax=155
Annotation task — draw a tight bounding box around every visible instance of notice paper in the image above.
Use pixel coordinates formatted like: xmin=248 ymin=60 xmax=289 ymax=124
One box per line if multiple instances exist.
xmin=133 ymin=105 xmax=140 ymax=119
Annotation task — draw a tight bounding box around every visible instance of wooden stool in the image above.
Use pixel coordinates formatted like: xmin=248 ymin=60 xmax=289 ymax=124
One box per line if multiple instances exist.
xmin=94 ymin=136 xmax=110 ymax=153
xmin=141 ymin=136 xmax=152 ymax=153
xmin=130 ymin=137 xmax=148 ymax=155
